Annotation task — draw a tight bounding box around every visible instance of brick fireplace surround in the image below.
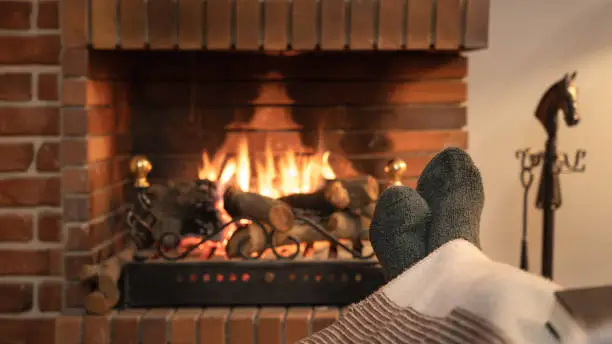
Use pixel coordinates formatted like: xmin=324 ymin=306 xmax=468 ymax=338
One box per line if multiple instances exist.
xmin=0 ymin=0 xmax=489 ymax=343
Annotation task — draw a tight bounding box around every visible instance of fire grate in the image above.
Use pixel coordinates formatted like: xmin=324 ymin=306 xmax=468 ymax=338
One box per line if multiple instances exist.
xmin=117 ymin=156 xmax=392 ymax=309
xmin=119 ymin=260 xmax=384 ymax=307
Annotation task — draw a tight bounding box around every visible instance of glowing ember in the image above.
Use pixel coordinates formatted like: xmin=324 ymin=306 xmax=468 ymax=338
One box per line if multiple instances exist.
xmin=175 ymin=238 xmax=372 ymax=261
xmin=193 ymin=134 xmax=336 ymax=257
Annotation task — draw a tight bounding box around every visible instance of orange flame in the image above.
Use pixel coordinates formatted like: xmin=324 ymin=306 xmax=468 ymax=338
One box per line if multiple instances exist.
xmin=195 ymin=134 xmax=336 ymax=257
xmin=199 ymin=134 xmax=335 ymax=198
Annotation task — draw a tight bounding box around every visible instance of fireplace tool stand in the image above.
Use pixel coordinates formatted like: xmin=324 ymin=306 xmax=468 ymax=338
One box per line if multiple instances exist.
xmin=515 ymin=72 xmax=585 ymax=280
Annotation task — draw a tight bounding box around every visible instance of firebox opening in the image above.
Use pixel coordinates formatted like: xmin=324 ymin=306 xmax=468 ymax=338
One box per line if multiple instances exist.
xmin=80 ymin=48 xmax=467 ymax=309
xmin=84 ymin=48 xmax=468 ymax=263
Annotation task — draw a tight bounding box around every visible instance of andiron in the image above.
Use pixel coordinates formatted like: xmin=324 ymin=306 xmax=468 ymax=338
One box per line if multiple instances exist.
xmin=516 ymin=72 xmax=586 ymax=280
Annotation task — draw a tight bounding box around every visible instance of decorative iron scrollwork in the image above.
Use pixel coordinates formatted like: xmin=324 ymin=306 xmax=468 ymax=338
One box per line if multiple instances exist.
xmin=124 ymin=186 xmax=375 ymax=262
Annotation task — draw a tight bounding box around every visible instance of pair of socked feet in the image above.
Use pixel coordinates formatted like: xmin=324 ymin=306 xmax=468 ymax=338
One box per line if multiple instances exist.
xmin=370 ymin=147 xmax=484 ymax=279
xmin=304 ymin=149 xmax=608 ymax=344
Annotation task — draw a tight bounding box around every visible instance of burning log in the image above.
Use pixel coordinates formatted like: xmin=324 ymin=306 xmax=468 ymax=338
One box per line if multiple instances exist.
xmin=274 ymin=211 xmax=370 ymax=250
xmin=315 ymin=176 xmax=379 ymax=213
xmin=79 ymin=247 xmax=135 ymax=315
xmin=225 ymin=225 xmax=252 ymax=258
xmin=279 ymin=176 xmax=377 ymax=214
xmin=223 ymin=187 xmax=295 ymax=232
xmin=327 ymin=211 xmax=370 ymax=244
xmin=274 ymin=223 xmax=327 ymax=246
xmin=247 ymin=221 xmax=272 ymax=254
xmin=279 ymin=181 xmax=348 ymax=215
xmin=323 ymin=181 xmax=351 ymax=209
xmin=147 ymin=180 xmax=223 ymax=239
xmin=358 ymin=202 xmax=376 ymax=219
xmin=331 ymin=176 xmax=380 ymax=211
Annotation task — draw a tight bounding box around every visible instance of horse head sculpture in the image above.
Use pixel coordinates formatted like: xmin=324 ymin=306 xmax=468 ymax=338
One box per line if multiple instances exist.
xmin=535 ymin=72 xmax=580 ymax=138
xmin=535 ymin=72 xmax=582 ymax=210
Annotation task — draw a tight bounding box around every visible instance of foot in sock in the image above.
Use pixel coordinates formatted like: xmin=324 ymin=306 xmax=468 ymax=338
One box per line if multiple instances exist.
xmin=416 ymin=147 xmax=484 ymax=253
xmin=369 ymin=185 xmax=430 ymax=280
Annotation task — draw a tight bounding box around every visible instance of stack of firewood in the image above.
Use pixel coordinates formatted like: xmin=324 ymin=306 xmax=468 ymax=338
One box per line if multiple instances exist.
xmin=225 ymin=175 xmax=379 ymax=256
xmin=79 ymin=247 xmax=135 ymax=315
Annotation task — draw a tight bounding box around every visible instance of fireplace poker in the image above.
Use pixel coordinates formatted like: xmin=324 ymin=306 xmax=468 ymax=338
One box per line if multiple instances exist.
xmin=515 ymin=149 xmax=540 ymax=271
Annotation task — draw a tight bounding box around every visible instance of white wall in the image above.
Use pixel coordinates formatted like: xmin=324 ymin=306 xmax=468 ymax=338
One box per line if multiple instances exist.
xmin=468 ymin=0 xmax=612 ymax=288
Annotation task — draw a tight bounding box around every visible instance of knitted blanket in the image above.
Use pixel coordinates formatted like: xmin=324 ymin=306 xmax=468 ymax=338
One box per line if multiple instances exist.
xmin=300 ymin=239 xmax=591 ymax=344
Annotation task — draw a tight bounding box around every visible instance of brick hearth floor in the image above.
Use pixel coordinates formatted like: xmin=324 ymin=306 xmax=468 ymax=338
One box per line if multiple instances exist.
xmin=56 ymin=306 xmax=344 ymax=344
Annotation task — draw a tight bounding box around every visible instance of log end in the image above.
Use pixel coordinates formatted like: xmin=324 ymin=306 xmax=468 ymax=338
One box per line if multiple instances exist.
xmin=247 ymin=222 xmax=268 ymax=253
xmin=269 ymin=204 xmax=295 ymax=232
xmin=328 ymin=212 xmax=348 ymax=232
xmin=324 ymin=181 xmax=350 ymax=209
xmin=78 ymin=264 xmax=99 ymax=282
xmin=364 ymin=176 xmax=380 ymax=202
xmin=98 ymin=276 xmax=120 ymax=308
xmin=226 ymin=226 xmax=253 ymax=258
xmin=84 ymin=291 xmax=113 ymax=315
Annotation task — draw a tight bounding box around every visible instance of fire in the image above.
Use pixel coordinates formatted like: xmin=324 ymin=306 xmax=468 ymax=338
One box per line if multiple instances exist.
xmin=191 ymin=134 xmax=336 ymax=258
xmin=198 ymin=135 xmax=335 ymax=198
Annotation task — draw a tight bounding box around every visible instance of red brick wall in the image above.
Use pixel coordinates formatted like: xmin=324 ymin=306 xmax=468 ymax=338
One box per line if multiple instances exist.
xmin=0 ymin=0 xmax=62 ymax=340
xmin=60 ymin=51 xmax=132 ymax=311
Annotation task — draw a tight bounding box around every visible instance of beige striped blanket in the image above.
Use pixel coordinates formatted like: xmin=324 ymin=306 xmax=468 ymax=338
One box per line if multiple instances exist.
xmin=300 ymin=239 xmax=597 ymax=344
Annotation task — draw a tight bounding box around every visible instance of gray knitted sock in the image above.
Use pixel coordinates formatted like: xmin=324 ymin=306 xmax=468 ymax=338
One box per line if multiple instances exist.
xmin=416 ymin=148 xmax=483 ymax=252
xmin=369 ymin=186 xmax=431 ymax=279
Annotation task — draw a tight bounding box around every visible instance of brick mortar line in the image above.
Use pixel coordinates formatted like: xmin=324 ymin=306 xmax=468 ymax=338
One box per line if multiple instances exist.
xmin=32 ymin=279 xmax=40 ymax=313
xmin=0 ymin=312 xmax=61 ymax=319
xmin=31 ymin=73 xmax=39 ymax=104
xmin=0 ymin=207 xmax=59 ymax=214
xmin=0 ymin=242 xmax=63 ymax=249
xmin=0 ymin=30 xmax=60 ymax=36
xmin=0 ymin=100 xmax=59 ymax=107
xmin=32 ymin=211 xmax=42 ymax=247
xmin=0 ymin=66 xmax=60 ymax=73
xmin=28 ymin=141 xmax=43 ymax=174
xmin=0 ymin=137 xmax=60 ymax=143
xmin=30 ymin=0 xmax=39 ymax=30
xmin=0 ymin=277 xmax=63 ymax=283
xmin=0 ymin=171 xmax=60 ymax=179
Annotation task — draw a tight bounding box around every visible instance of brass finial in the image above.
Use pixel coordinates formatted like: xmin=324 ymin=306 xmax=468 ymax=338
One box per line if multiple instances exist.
xmin=130 ymin=155 xmax=152 ymax=188
xmin=384 ymin=158 xmax=407 ymax=186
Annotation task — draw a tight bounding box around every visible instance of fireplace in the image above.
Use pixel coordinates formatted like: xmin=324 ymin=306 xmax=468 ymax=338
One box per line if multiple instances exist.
xmin=75 ymin=48 xmax=469 ymax=307
xmin=0 ymin=0 xmax=489 ymax=343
